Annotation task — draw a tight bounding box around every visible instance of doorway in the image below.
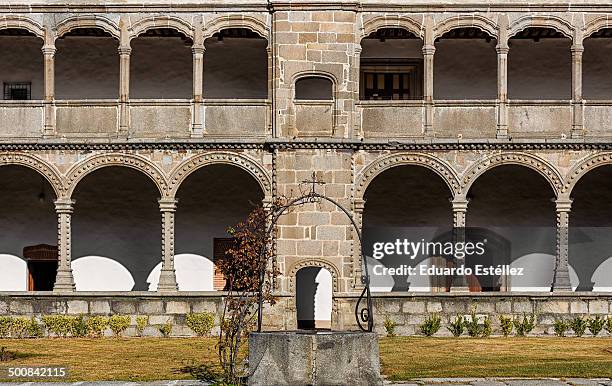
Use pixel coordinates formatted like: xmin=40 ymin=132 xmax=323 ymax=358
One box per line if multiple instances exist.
xmin=296 ymin=267 xmax=332 ymax=330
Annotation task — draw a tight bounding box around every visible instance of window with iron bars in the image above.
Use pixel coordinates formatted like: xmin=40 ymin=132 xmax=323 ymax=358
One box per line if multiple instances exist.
xmin=3 ymin=82 xmax=31 ymax=100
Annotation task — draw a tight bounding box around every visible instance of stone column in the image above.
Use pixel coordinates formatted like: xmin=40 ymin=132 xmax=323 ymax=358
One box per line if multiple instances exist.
xmin=353 ymin=198 xmax=366 ymax=290
xmin=266 ymin=44 xmax=274 ymax=136
xmin=450 ymin=199 xmax=469 ymax=292
xmin=553 ymin=199 xmax=572 ymax=292
xmin=571 ymin=34 xmax=584 ymax=138
xmin=42 ymin=27 xmax=56 ymax=137
xmin=422 ymin=16 xmax=435 ymax=137
xmin=496 ymin=15 xmax=509 ymax=139
xmin=158 ymin=198 xmax=178 ymax=292
xmin=53 ymin=199 xmax=75 ymax=292
xmin=192 ymin=19 xmax=205 ymax=137
xmin=118 ymin=18 xmax=131 ymax=136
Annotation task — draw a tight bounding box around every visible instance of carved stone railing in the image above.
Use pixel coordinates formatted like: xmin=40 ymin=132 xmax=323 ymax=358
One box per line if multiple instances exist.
xmin=434 ymin=100 xmax=497 ymax=139
xmin=0 ymin=100 xmax=44 ymax=138
xmin=55 ymin=100 xmax=119 ymax=137
xmin=203 ymin=99 xmax=269 ymax=138
xmin=583 ymin=100 xmax=612 ymax=137
xmin=129 ymin=99 xmax=191 ymax=138
xmin=507 ymin=100 xmax=572 ymax=138
xmin=357 ymin=100 xmax=423 ymax=139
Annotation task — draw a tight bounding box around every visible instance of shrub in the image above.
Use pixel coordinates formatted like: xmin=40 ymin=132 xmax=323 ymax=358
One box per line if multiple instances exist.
xmin=553 ymin=319 xmax=569 ymax=337
xmin=42 ymin=315 xmax=72 ymax=337
xmin=0 ymin=317 xmax=12 ymax=338
xmin=159 ymin=323 xmax=172 ymax=338
xmin=0 ymin=346 xmax=15 ymax=361
xmin=419 ymin=313 xmax=441 ymax=337
xmin=383 ymin=317 xmax=396 ymax=337
xmin=481 ymin=316 xmax=493 ymax=338
xmin=513 ymin=314 xmax=536 ymax=336
xmin=499 ymin=315 xmax=513 ymax=337
xmin=72 ymin=315 xmax=89 ymax=338
xmin=465 ymin=310 xmax=482 ymax=337
xmin=10 ymin=318 xmax=30 ymax=338
xmin=447 ymin=314 xmax=465 ymax=337
xmin=109 ymin=315 xmax=131 ymax=337
xmin=570 ymin=316 xmax=588 ymax=337
xmin=136 ymin=316 xmax=148 ymax=336
xmin=588 ymin=316 xmax=606 ymax=337
xmin=86 ymin=316 xmax=108 ymax=338
xmin=606 ymin=317 xmax=612 ymax=335
xmin=186 ymin=313 xmax=215 ymax=337
xmin=27 ymin=318 xmax=43 ymax=338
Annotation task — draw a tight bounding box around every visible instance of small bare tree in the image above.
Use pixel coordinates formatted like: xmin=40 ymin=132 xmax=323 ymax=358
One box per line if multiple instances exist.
xmin=216 ymin=205 xmax=279 ymax=385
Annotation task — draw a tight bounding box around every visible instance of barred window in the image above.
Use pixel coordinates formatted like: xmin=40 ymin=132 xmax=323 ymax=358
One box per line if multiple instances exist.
xmin=360 ymin=59 xmax=423 ymax=100
xmin=3 ymin=82 xmax=31 ymax=100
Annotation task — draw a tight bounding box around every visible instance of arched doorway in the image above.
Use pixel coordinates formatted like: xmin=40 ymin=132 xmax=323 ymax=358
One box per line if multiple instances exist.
xmin=466 ymin=165 xmax=556 ymax=291
xmin=171 ymin=164 xmax=265 ymax=291
xmin=71 ymin=166 xmax=160 ymax=291
xmin=0 ymin=165 xmax=56 ymax=291
xmin=362 ymin=165 xmax=453 ymax=292
xmin=296 ymin=266 xmax=333 ymax=330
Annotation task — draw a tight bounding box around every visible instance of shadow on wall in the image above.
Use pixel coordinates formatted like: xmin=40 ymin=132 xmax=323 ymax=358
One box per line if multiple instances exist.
xmin=296 ymin=267 xmax=332 ymax=329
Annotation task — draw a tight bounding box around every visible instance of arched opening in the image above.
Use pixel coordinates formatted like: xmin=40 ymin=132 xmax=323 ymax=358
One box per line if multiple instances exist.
xmin=130 ymin=28 xmax=193 ymax=99
xmin=583 ymin=28 xmax=612 ymax=99
xmin=569 ymin=165 xmax=612 ymax=291
xmin=508 ymin=27 xmax=571 ymax=100
xmin=296 ymin=266 xmax=333 ymax=330
xmin=467 ymin=165 xmax=556 ymax=291
xmin=0 ymin=165 xmax=57 ymax=291
xmin=362 ymin=165 xmax=453 ymax=292
xmin=359 ymin=28 xmax=423 ymax=100
xmin=295 ymin=76 xmax=333 ymax=100
xmin=174 ymin=164 xmax=264 ymax=291
xmin=0 ymin=28 xmax=43 ymax=100
xmin=71 ymin=166 xmax=160 ymax=291
xmin=55 ymin=28 xmax=119 ymax=99
xmin=203 ymin=28 xmax=268 ymax=99
xmin=434 ymin=27 xmax=497 ymax=99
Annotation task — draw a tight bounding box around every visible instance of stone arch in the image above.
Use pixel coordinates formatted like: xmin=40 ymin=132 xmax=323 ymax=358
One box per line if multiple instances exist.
xmin=361 ymin=15 xmax=424 ymax=40
xmin=461 ymin=152 xmax=563 ymax=198
xmin=584 ymin=16 xmax=612 ymax=39
xmin=434 ymin=14 xmax=499 ymax=40
xmin=564 ymin=152 xmax=612 ymax=198
xmin=0 ymin=16 xmax=45 ymax=38
xmin=288 ymin=258 xmax=340 ymax=294
xmin=508 ymin=15 xmax=574 ymax=39
xmin=355 ymin=153 xmax=461 ymax=200
xmin=128 ymin=16 xmax=194 ymax=41
xmin=64 ymin=153 xmax=168 ymax=198
xmin=55 ymin=15 xmax=120 ymax=39
xmin=168 ymin=152 xmax=271 ymax=198
xmin=0 ymin=153 xmax=64 ymax=197
xmin=203 ymin=15 xmax=268 ymax=40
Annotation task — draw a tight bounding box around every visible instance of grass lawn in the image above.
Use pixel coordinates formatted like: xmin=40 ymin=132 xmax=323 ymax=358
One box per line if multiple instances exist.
xmin=0 ymin=337 xmax=611 ymax=381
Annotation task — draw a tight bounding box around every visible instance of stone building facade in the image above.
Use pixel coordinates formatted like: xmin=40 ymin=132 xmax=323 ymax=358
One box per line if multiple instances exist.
xmin=1 ymin=0 xmax=612 ymax=335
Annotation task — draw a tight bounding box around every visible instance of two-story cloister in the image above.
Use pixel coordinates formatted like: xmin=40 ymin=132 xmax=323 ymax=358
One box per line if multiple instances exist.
xmin=1 ymin=0 xmax=612 ymax=333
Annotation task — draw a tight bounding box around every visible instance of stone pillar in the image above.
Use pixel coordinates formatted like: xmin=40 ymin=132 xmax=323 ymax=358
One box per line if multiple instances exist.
xmin=353 ymin=198 xmax=366 ymax=289
xmin=571 ymin=31 xmax=584 ymax=138
xmin=422 ymin=16 xmax=435 ymax=137
xmin=266 ymin=44 xmax=274 ymax=136
xmin=450 ymin=199 xmax=469 ymax=292
xmin=42 ymin=27 xmax=56 ymax=137
xmin=496 ymin=15 xmax=509 ymax=139
xmin=553 ymin=199 xmax=572 ymax=292
xmin=158 ymin=198 xmax=178 ymax=292
xmin=118 ymin=18 xmax=131 ymax=136
xmin=192 ymin=18 xmax=205 ymax=137
xmin=53 ymin=199 xmax=75 ymax=292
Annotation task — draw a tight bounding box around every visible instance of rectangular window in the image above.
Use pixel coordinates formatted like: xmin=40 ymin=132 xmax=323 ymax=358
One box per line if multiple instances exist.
xmin=360 ymin=59 xmax=423 ymax=100
xmin=3 ymin=82 xmax=31 ymax=100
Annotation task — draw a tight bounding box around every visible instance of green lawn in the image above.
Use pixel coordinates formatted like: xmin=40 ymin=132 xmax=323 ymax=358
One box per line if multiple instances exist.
xmin=0 ymin=337 xmax=610 ymax=381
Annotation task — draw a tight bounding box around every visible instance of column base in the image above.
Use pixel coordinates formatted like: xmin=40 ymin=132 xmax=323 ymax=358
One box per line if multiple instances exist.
xmin=157 ymin=269 xmax=178 ymax=292
xmin=551 ymin=271 xmax=572 ymax=292
xmin=53 ymin=269 xmax=76 ymax=292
